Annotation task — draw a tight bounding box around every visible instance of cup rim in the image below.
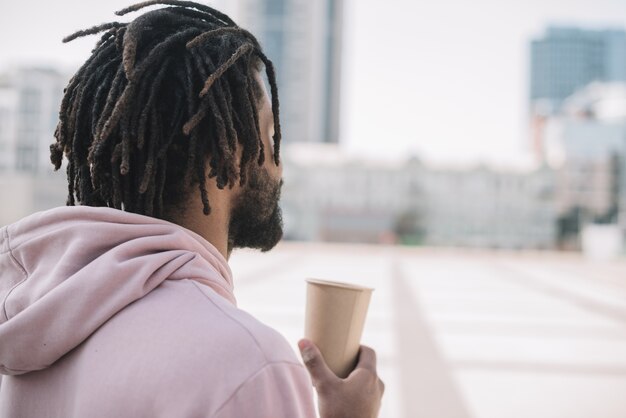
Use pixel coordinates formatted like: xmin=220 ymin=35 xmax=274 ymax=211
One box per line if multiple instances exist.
xmin=306 ymin=278 xmax=374 ymax=291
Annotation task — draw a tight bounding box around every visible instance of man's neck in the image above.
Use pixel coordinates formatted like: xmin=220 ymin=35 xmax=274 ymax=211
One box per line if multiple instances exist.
xmin=167 ymin=189 xmax=233 ymax=261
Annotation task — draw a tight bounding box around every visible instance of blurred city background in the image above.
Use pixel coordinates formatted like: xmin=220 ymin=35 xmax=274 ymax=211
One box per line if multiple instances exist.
xmin=1 ymin=1 xmax=626 ymax=417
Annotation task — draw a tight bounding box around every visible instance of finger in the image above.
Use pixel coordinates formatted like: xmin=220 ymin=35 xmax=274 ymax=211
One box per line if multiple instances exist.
xmin=355 ymin=345 xmax=377 ymax=373
xmin=298 ymin=339 xmax=336 ymax=388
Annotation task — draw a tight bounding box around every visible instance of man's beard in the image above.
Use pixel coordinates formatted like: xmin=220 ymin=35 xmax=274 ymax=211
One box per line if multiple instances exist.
xmin=227 ymin=165 xmax=284 ymax=253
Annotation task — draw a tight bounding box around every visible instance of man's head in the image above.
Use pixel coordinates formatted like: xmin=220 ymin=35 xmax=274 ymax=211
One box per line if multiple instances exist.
xmin=50 ymin=0 xmax=284 ymax=252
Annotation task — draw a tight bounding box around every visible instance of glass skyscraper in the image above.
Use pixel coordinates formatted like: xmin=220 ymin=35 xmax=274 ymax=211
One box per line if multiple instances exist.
xmin=530 ymin=27 xmax=626 ymax=111
xmin=239 ymin=0 xmax=344 ymax=144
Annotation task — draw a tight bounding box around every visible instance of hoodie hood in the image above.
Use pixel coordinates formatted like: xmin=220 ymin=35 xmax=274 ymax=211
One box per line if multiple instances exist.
xmin=0 ymin=206 xmax=235 ymax=376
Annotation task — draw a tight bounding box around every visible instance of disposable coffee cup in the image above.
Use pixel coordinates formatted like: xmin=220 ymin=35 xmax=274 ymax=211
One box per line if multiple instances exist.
xmin=304 ymin=278 xmax=374 ymax=378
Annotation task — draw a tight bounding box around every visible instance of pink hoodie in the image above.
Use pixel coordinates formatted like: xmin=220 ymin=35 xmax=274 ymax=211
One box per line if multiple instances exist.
xmin=0 ymin=206 xmax=316 ymax=417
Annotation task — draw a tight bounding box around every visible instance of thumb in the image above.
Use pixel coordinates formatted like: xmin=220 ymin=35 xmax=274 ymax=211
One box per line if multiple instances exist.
xmin=298 ymin=339 xmax=336 ymax=387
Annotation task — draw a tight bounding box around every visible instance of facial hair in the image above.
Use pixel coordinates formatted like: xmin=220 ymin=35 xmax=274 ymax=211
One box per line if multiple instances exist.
xmin=227 ymin=165 xmax=283 ymax=253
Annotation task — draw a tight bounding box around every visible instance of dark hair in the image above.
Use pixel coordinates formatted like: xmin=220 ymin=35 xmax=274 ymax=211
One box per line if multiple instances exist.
xmin=50 ymin=0 xmax=281 ymax=217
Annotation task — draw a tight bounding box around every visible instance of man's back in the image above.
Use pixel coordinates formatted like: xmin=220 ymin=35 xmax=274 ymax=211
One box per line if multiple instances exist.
xmin=0 ymin=207 xmax=315 ymax=418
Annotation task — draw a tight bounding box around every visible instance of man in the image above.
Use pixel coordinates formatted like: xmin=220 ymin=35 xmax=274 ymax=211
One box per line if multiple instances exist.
xmin=0 ymin=1 xmax=384 ymax=417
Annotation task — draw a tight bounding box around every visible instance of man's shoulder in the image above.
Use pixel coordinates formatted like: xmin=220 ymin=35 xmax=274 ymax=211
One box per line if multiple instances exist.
xmin=183 ymin=278 xmax=301 ymax=365
xmin=70 ymin=279 xmax=308 ymax=417
xmin=88 ymin=278 xmax=300 ymax=370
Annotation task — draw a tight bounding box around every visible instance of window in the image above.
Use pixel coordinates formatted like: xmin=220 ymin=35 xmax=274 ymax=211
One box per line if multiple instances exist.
xmin=16 ymin=145 xmax=37 ymax=172
xmin=19 ymin=87 xmax=41 ymax=114
xmin=264 ymin=0 xmax=285 ymax=15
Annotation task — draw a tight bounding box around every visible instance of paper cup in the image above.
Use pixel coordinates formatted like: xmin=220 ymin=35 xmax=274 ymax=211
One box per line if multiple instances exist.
xmin=304 ymin=278 xmax=374 ymax=378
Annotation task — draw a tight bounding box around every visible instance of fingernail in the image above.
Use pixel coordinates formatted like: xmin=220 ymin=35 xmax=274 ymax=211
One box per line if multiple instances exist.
xmin=298 ymin=340 xmax=314 ymax=363
xmin=298 ymin=339 xmax=311 ymax=351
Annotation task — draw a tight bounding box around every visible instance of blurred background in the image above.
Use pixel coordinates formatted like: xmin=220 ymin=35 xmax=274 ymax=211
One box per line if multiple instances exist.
xmin=2 ymin=0 xmax=626 ymax=417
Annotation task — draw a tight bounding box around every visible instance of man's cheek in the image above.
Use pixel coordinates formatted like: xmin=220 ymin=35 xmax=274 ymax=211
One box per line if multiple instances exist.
xmin=267 ymin=124 xmax=275 ymax=154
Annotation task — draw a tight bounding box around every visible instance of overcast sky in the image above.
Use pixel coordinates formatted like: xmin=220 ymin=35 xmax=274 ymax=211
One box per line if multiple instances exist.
xmin=1 ymin=0 xmax=625 ymax=165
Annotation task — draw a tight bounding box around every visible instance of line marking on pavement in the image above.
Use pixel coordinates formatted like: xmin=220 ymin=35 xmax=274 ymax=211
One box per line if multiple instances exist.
xmin=495 ymin=262 xmax=626 ymax=326
xmin=451 ymin=360 xmax=626 ymax=376
xmin=539 ymin=261 xmax=626 ymax=294
xmin=392 ymin=259 xmax=474 ymax=418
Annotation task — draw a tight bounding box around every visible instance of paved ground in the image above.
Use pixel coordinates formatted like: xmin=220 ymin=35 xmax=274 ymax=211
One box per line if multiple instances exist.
xmin=230 ymin=242 xmax=626 ymax=418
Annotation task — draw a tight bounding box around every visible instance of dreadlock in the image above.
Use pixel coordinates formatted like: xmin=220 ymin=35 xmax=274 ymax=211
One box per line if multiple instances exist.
xmin=50 ymin=0 xmax=282 ymax=217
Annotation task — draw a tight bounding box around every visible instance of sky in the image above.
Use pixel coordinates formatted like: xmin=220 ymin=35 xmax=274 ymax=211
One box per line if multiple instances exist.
xmin=1 ymin=0 xmax=625 ymax=165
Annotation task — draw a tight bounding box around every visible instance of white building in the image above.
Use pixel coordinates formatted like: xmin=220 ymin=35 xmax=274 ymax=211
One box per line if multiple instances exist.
xmin=0 ymin=67 xmax=68 ymax=174
xmin=0 ymin=67 xmax=69 ymax=226
xmin=281 ymin=144 xmax=413 ymax=242
xmin=419 ymin=164 xmax=556 ymax=249
xmin=280 ymin=143 xmax=557 ymax=249
xmin=0 ymin=172 xmax=67 ymax=226
xmin=543 ymin=83 xmax=626 ymax=247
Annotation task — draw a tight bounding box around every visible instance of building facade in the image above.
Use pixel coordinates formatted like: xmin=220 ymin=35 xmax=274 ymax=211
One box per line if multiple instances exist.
xmin=281 ymin=143 xmax=558 ymax=249
xmin=530 ymin=27 xmax=626 ymax=112
xmin=237 ymin=0 xmax=344 ymax=145
xmin=418 ymin=166 xmax=556 ymax=249
xmin=0 ymin=67 xmax=69 ymax=226
xmin=0 ymin=67 xmax=67 ymax=174
xmin=543 ymin=83 xmax=626 ymax=248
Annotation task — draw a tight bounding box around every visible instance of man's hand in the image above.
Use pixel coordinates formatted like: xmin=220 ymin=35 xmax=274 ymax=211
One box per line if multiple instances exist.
xmin=298 ymin=339 xmax=385 ymax=418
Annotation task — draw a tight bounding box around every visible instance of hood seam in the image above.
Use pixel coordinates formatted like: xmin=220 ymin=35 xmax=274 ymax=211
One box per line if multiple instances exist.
xmin=2 ymin=227 xmax=28 ymax=322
